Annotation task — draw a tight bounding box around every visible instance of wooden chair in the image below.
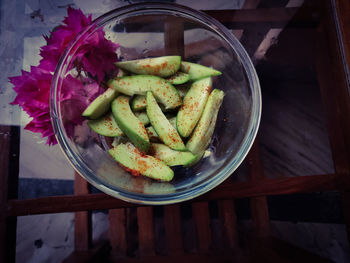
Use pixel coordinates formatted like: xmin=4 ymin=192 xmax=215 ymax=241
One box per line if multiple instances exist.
xmin=1 ymin=0 xmax=350 ymax=262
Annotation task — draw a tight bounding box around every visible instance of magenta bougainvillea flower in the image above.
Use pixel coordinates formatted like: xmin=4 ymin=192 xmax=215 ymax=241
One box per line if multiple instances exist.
xmin=10 ymin=7 xmax=119 ymax=145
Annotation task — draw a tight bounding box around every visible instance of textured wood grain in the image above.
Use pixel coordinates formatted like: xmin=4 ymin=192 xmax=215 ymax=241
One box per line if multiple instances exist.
xmin=192 ymin=202 xmax=211 ymax=251
xmin=0 ymin=126 xmax=11 ymax=263
xmin=74 ymin=173 xmax=91 ymax=251
xmin=164 ymin=17 xmax=184 ymax=56
xmin=119 ymin=8 xmax=318 ymax=33
xmin=247 ymin=143 xmax=271 ymax=237
xmin=109 ymin=209 xmax=127 ymax=256
xmin=0 ymin=126 xmax=19 ymax=263
xmin=316 ymin=0 xmax=350 ymax=245
xmin=137 ymin=207 xmax=155 ymax=257
xmin=164 ymin=205 xmax=183 ymax=255
xmin=6 ymin=173 xmax=350 ymax=216
xmin=335 ymin=0 xmax=350 ymax=89
xmin=218 ymin=200 xmax=238 ymax=249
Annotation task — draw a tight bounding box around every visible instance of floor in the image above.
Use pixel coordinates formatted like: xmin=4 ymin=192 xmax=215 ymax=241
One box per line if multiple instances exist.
xmin=0 ymin=0 xmax=349 ymax=262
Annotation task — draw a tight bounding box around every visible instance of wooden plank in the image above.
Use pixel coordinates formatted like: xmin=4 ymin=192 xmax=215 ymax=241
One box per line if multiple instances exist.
xmin=0 ymin=126 xmax=11 ymax=263
xmin=74 ymin=173 xmax=91 ymax=251
xmin=5 ymin=173 xmax=350 ymax=216
xmin=137 ymin=207 xmax=155 ymax=257
xmin=247 ymin=143 xmax=271 ymax=237
xmin=164 ymin=205 xmax=183 ymax=255
xmin=109 ymin=209 xmax=127 ymax=256
xmin=318 ymin=0 xmax=350 ymax=245
xmin=314 ymin=28 xmax=350 ymax=174
xmin=119 ymin=8 xmax=319 ymax=33
xmin=0 ymin=126 xmax=19 ymax=263
xmin=192 ymin=202 xmax=211 ymax=251
xmin=218 ymin=200 xmax=238 ymax=249
xmin=164 ymin=17 xmax=184 ymax=56
xmin=334 ymin=0 xmax=350 ymax=89
xmin=318 ymin=1 xmax=350 ymax=171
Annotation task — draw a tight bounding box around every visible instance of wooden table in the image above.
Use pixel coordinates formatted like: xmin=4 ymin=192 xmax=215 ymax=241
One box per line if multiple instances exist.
xmin=1 ymin=0 xmax=350 ymax=262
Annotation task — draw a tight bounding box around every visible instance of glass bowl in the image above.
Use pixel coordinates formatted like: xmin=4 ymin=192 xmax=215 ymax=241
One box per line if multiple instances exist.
xmin=50 ymin=3 xmax=261 ymax=205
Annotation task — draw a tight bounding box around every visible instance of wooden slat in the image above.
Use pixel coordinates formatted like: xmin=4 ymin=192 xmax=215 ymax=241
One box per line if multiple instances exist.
xmin=109 ymin=209 xmax=127 ymax=256
xmin=314 ymin=29 xmax=350 ymax=174
xmin=137 ymin=207 xmax=155 ymax=257
xmin=247 ymin=143 xmax=271 ymax=237
xmin=316 ymin=0 xmax=350 ymax=245
xmin=334 ymin=0 xmax=350 ymax=88
xmin=0 ymin=126 xmax=11 ymax=263
xmin=74 ymin=173 xmax=91 ymax=251
xmin=0 ymin=126 xmax=19 ymax=263
xmin=119 ymin=8 xmax=319 ymax=33
xmin=164 ymin=205 xmax=183 ymax=255
xmin=5 ymin=173 xmax=350 ymax=216
xmin=192 ymin=202 xmax=211 ymax=251
xmin=164 ymin=17 xmax=184 ymax=56
xmin=218 ymin=200 xmax=238 ymax=249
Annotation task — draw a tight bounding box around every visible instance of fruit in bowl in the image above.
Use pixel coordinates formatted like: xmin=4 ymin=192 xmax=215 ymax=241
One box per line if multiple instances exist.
xmin=50 ymin=3 xmax=261 ymax=204
xmin=82 ymin=56 xmax=225 ymax=181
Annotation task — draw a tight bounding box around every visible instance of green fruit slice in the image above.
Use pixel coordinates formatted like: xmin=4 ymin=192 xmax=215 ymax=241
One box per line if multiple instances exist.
xmin=108 ymin=75 xmax=181 ymax=110
xmin=146 ymin=117 xmax=176 ymax=141
xmin=111 ymin=96 xmax=150 ymax=152
xmin=186 ymin=89 xmax=225 ymax=155
xmin=108 ymin=142 xmax=174 ymax=181
xmin=87 ymin=112 xmax=123 ymax=137
xmin=134 ymin=111 xmax=150 ymax=126
xmin=115 ymin=56 xmax=181 ymax=78
xmin=146 ymin=91 xmax=186 ymax=151
xmin=131 ymin=95 xmax=147 ymax=111
xmin=180 ymin=61 xmax=222 ymax=81
xmin=177 ymin=77 xmax=212 ymax=137
xmin=150 ymin=143 xmax=197 ymax=166
xmin=82 ymin=88 xmax=117 ymax=119
xmin=166 ymin=72 xmax=190 ymax=85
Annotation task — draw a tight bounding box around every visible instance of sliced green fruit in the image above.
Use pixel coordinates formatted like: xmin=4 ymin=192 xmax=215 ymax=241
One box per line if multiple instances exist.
xmin=131 ymin=95 xmax=147 ymax=111
xmin=134 ymin=111 xmax=150 ymax=126
xmin=89 ymin=111 xmax=151 ymax=138
xmin=168 ymin=117 xmax=177 ymax=128
xmin=186 ymin=89 xmax=225 ymax=155
xmin=108 ymin=142 xmax=174 ymax=181
xmin=82 ymin=88 xmax=117 ymax=119
xmin=177 ymin=77 xmax=212 ymax=137
xmin=180 ymin=61 xmax=222 ymax=81
xmin=111 ymin=96 xmax=150 ymax=152
xmin=166 ymin=72 xmax=190 ymax=85
xmin=150 ymin=143 xmax=197 ymax=166
xmin=108 ymin=75 xmax=181 ymax=110
xmin=87 ymin=112 xmax=123 ymax=137
xmin=146 ymin=91 xmax=186 ymax=151
xmin=146 ymin=116 xmax=176 ymax=141
xmin=146 ymin=126 xmax=159 ymax=142
xmin=115 ymin=56 xmax=181 ymax=78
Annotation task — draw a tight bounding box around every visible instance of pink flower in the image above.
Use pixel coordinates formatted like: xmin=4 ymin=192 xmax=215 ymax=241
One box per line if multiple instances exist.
xmin=10 ymin=7 xmax=120 ymax=145
xmin=39 ymin=6 xmax=119 ymax=82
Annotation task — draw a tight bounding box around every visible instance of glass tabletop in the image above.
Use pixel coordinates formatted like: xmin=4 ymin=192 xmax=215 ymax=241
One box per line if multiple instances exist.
xmin=2 ymin=0 xmax=350 ymax=263
xmin=0 ymin=0 xmax=339 ymax=200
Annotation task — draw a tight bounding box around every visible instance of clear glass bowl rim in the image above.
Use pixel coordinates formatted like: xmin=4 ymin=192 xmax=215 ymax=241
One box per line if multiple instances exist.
xmin=50 ymin=2 xmax=262 ymax=205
